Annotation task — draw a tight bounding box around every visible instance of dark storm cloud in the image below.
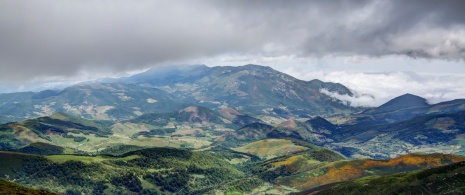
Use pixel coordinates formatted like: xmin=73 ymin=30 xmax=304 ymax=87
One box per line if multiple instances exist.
xmin=212 ymin=0 xmax=465 ymax=58
xmin=0 ymin=0 xmax=464 ymax=82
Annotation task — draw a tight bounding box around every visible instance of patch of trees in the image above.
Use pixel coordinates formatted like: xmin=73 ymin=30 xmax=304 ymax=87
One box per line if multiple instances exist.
xmin=223 ymin=177 xmax=264 ymax=193
xmin=144 ymin=170 xmax=189 ymax=192
xmin=91 ymin=182 xmax=108 ymax=195
xmin=99 ymin=145 xmax=145 ymax=156
xmin=0 ymin=134 xmax=21 ymax=149
xmin=304 ymin=149 xmax=345 ymax=162
xmin=14 ymin=144 xmax=64 ymax=155
xmin=15 ymin=157 xmax=50 ymax=177
xmin=111 ymin=173 xmax=142 ymax=192
xmin=131 ymin=128 xmax=176 ymax=138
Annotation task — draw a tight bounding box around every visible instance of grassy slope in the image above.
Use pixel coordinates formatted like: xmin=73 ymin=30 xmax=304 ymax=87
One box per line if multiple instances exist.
xmin=0 ymin=148 xmax=246 ymax=194
xmin=270 ymin=153 xmax=465 ymax=191
xmin=0 ymin=179 xmax=56 ymax=195
xmin=0 ymin=112 xmax=112 ymax=146
xmin=303 ymin=161 xmax=465 ymax=195
xmin=1 ymin=146 xmax=464 ymax=194
xmin=230 ymin=146 xmax=465 ymax=193
xmin=232 ymin=139 xmax=309 ymax=160
xmin=9 ymin=142 xmax=68 ymax=155
xmin=0 ymin=152 xmax=43 ymax=177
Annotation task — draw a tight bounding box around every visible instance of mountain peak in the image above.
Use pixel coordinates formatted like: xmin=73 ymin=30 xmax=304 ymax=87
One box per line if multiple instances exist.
xmin=371 ymin=93 xmax=428 ymax=113
xmin=306 ymin=116 xmax=336 ymax=131
xmin=241 ymin=64 xmax=272 ymax=69
xmin=122 ymin=64 xmax=211 ymax=84
xmin=388 ymin=93 xmax=427 ymax=105
xmin=277 ymin=119 xmax=297 ymax=129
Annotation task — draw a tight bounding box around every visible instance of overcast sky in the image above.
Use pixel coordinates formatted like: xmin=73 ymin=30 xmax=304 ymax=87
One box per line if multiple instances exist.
xmin=1 ymin=0 xmax=464 ymax=106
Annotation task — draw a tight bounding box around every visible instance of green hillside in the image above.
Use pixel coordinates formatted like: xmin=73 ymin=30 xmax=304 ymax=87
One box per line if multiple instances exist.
xmin=0 ymin=112 xmax=112 ymax=150
xmin=220 ymin=118 xmax=333 ymax=147
xmin=302 ymin=161 xmax=465 ymax=195
xmin=265 ymin=153 xmax=465 ymax=192
xmin=0 ymin=178 xmax=56 ymax=195
xmin=0 ymin=148 xmax=246 ymax=194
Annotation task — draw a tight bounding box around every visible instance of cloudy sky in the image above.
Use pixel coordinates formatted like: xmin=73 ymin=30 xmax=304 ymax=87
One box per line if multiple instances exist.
xmin=1 ymin=0 xmax=464 ymax=106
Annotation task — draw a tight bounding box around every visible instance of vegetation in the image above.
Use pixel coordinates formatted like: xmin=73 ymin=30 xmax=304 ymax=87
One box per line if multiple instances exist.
xmin=0 ymin=178 xmax=56 ymax=195
xmin=271 ymin=153 xmax=465 ymax=191
xmin=232 ymin=139 xmax=309 ymax=160
xmin=0 ymin=69 xmax=465 ymax=195
xmin=99 ymin=144 xmax=147 ymax=156
xmin=299 ymin=161 xmax=465 ymax=195
xmin=10 ymin=142 xmax=66 ymax=155
xmin=0 ymin=147 xmax=249 ymax=194
xmin=0 ymin=112 xmax=114 ymax=151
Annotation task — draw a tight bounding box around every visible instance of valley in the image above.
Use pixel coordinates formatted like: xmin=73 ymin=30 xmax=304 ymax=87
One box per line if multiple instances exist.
xmin=1 ymin=65 xmax=465 ymax=194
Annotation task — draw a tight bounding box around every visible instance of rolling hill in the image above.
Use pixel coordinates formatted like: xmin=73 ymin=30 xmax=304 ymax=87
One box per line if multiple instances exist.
xmin=300 ymin=161 xmax=465 ymax=195
xmin=0 ymin=65 xmax=359 ymax=123
xmin=265 ymin=153 xmax=465 ymax=192
xmin=0 ymin=112 xmax=112 ymax=150
xmin=0 ymin=178 xmax=56 ymax=195
xmin=1 ymin=65 xmax=465 ymax=194
xmin=0 ymin=148 xmax=246 ymax=194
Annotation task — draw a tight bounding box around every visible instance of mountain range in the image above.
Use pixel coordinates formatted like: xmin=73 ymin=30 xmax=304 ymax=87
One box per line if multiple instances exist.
xmin=0 ymin=65 xmax=356 ymax=124
xmin=1 ymin=64 xmax=465 ymax=194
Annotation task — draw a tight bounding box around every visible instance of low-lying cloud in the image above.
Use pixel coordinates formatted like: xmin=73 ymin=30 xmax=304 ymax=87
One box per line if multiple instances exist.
xmin=287 ymin=70 xmax=465 ymax=107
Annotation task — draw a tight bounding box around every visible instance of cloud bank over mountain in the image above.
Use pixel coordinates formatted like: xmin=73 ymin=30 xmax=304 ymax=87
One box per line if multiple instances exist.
xmin=286 ymin=70 xmax=465 ymax=107
xmin=0 ymin=0 xmax=464 ymax=83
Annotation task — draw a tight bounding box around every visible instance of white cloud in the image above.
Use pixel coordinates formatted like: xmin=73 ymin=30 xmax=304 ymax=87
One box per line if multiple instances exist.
xmin=320 ymin=88 xmax=376 ymax=107
xmin=285 ymin=69 xmax=465 ymax=107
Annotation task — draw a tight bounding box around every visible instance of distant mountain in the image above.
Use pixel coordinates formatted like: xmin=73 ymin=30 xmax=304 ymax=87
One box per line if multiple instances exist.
xmin=220 ymin=117 xmax=336 ymax=147
xmin=0 ymin=116 xmax=15 ymax=125
xmin=2 ymin=64 xmax=465 ymax=195
xmin=335 ymin=111 xmax=465 ymax=144
xmin=0 ymin=65 xmax=358 ymax=122
xmin=122 ymin=64 xmax=357 ymax=117
xmin=329 ymin=111 xmax=465 ymax=159
xmin=314 ymin=94 xmax=465 ymax=159
xmin=128 ymin=105 xmax=258 ymax=131
xmin=121 ymin=64 xmax=213 ymax=85
xmin=365 ymin=93 xmax=429 ymax=114
xmin=0 ymin=83 xmax=185 ymax=122
xmin=345 ymin=93 xmax=465 ymax=125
